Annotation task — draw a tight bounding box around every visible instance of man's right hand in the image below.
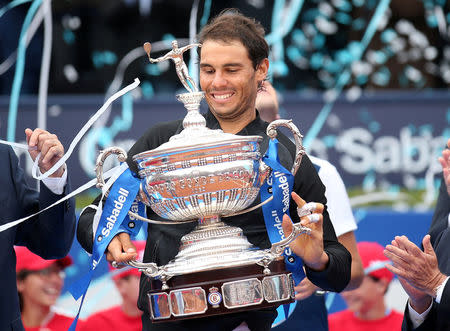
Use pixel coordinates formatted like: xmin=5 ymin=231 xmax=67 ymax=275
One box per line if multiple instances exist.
xmin=282 ymin=192 xmax=329 ymax=272
xmin=106 ymin=232 xmax=138 ymax=263
xmin=294 ymin=277 xmax=319 ymax=301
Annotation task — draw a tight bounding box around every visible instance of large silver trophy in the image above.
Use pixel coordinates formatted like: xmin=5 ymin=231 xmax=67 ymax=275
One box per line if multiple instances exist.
xmin=95 ymin=41 xmax=310 ymax=322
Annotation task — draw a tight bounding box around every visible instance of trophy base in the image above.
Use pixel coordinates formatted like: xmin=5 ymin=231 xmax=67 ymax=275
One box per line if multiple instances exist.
xmin=147 ymin=258 xmax=294 ymax=322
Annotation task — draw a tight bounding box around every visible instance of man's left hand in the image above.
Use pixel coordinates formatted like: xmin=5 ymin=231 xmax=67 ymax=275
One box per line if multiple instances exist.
xmin=25 ymin=128 xmax=65 ymax=178
xmin=282 ymin=192 xmax=329 ymax=271
xmin=384 ymin=234 xmax=447 ymax=298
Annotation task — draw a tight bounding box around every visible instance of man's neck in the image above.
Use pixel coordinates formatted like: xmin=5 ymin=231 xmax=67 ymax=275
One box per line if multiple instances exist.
xmin=216 ymin=109 xmax=256 ymax=134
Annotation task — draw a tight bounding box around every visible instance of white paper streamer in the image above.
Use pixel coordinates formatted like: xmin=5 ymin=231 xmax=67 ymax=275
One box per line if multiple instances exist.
xmin=0 ymin=139 xmax=36 ymax=150
xmin=0 ymin=165 xmax=121 ymax=233
xmin=25 ymin=78 xmax=139 ymax=180
xmin=0 ymin=78 xmax=140 ymax=232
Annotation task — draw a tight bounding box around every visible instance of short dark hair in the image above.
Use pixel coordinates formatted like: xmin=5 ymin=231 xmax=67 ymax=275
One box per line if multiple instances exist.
xmin=197 ymin=8 xmax=269 ymax=69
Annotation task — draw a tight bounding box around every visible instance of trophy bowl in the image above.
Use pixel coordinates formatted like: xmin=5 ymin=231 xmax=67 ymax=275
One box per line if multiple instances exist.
xmin=133 ymin=135 xmax=269 ymax=221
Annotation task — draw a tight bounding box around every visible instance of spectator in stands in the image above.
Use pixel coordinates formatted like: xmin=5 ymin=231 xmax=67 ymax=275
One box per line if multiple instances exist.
xmin=328 ymin=241 xmax=403 ymax=331
xmin=15 ymin=246 xmax=77 ymax=331
xmin=81 ymin=241 xmax=146 ymax=331
xmin=256 ymin=81 xmax=364 ymax=330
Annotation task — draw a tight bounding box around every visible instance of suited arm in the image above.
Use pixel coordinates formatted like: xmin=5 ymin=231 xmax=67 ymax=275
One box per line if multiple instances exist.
xmin=402 ymin=282 xmax=449 ymax=331
xmin=12 ymin=151 xmax=76 ymax=259
xmin=437 ymin=280 xmax=450 ymax=319
xmin=403 ymin=175 xmax=450 ymax=330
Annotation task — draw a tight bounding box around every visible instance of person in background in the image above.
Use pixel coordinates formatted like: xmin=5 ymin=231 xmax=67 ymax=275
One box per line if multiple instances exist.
xmin=15 ymin=246 xmax=78 ymax=331
xmin=81 ymin=241 xmax=146 ymax=331
xmin=384 ymin=138 xmax=450 ymax=331
xmin=328 ymin=241 xmax=403 ymax=331
xmin=0 ymin=128 xmax=76 ymax=331
xmin=256 ymin=81 xmax=364 ymax=330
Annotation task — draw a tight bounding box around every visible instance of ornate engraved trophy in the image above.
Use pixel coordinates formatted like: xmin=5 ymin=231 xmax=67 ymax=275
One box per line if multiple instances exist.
xmin=95 ymin=41 xmax=310 ymax=322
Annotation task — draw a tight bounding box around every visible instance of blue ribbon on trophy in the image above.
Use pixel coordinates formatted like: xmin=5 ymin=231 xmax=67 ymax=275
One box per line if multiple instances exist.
xmin=68 ymin=165 xmax=144 ymax=331
xmin=260 ymin=138 xmax=305 ymax=319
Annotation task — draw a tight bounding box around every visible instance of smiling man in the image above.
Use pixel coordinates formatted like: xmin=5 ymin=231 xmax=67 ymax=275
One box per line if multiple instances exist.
xmin=77 ymin=9 xmax=351 ymax=331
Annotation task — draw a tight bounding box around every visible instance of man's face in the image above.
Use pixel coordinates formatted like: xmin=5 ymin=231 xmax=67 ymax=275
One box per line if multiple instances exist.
xmin=199 ymin=39 xmax=268 ymax=123
xmin=341 ymin=275 xmax=387 ymax=316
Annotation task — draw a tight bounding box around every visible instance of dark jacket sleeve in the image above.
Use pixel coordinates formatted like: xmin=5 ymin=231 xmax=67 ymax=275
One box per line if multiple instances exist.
xmin=401 ymin=302 xmax=437 ymax=331
xmin=77 ymin=194 xmax=102 ymax=254
xmin=401 ymin=293 xmax=450 ymax=331
xmin=438 ymin=281 xmax=450 ymax=324
xmin=428 ymin=177 xmax=450 ymax=247
xmin=401 ymin=266 xmax=450 ymax=331
xmin=10 ymin=147 xmax=76 ymax=259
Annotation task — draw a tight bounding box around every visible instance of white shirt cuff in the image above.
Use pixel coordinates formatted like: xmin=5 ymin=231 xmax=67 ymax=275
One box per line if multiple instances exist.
xmin=408 ymin=299 xmax=433 ymax=329
xmin=41 ymin=165 xmax=67 ymax=195
xmin=436 ymin=276 xmax=449 ymax=304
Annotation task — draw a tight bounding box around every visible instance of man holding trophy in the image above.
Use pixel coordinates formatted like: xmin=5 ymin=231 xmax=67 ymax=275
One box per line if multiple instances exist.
xmin=77 ymin=9 xmax=351 ymax=331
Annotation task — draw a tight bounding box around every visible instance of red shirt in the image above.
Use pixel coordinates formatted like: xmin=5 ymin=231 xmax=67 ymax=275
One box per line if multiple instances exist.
xmin=328 ymin=309 xmax=403 ymax=331
xmin=81 ymin=306 xmax=142 ymax=331
xmin=24 ymin=312 xmax=77 ymax=331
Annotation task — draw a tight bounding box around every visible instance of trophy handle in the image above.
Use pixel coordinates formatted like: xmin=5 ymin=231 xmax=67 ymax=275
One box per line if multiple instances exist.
xmin=95 ymin=146 xmax=128 ymax=189
xmin=112 ymin=260 xmax=173 ymax=289
xmin=269 ymin=222 xmax=311 ymax=256
xmin=256 ymin=221 xmax=311 ymax=274
xmin=266 ymin=119 xmax=305 ymax=176
xmin=95 ymin=147 xmax=197 ymax=225
xmin=224 ymin=119 xmax=305 ymax=218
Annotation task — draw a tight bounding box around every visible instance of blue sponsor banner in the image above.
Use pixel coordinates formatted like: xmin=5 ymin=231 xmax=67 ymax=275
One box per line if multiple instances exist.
xmin=0 ymin=91 xmax=447 ymax=193
xmin=67 ymin=166 xmax=141 ymax=329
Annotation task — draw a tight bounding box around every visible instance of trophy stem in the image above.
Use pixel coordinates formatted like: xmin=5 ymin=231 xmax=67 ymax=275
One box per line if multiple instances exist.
xmin=197 ymin=215 xmax=221 ymax=227
xmin=164 ymin=217 xmax=268 ymax=275
xmin=176 ymin=91 xmax=206 ymax=130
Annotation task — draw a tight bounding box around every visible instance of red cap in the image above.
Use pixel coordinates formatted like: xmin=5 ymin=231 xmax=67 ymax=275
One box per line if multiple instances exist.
xmin=357 ymin=241 xmax=393 ymax=283
xmin=15 ymin=246 xmax=73 ymax=273
xmin=109 ymin=240 xmax=146 ymax=280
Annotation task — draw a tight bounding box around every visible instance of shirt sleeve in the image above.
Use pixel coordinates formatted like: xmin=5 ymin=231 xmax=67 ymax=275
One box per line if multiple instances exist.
xmin=407 ymin=299 xmax=433 ymax=329
xmin=41 ymin=164 xmax=68 ymax=195
xmin=436 ymin=276 xmax=449 ymax=304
